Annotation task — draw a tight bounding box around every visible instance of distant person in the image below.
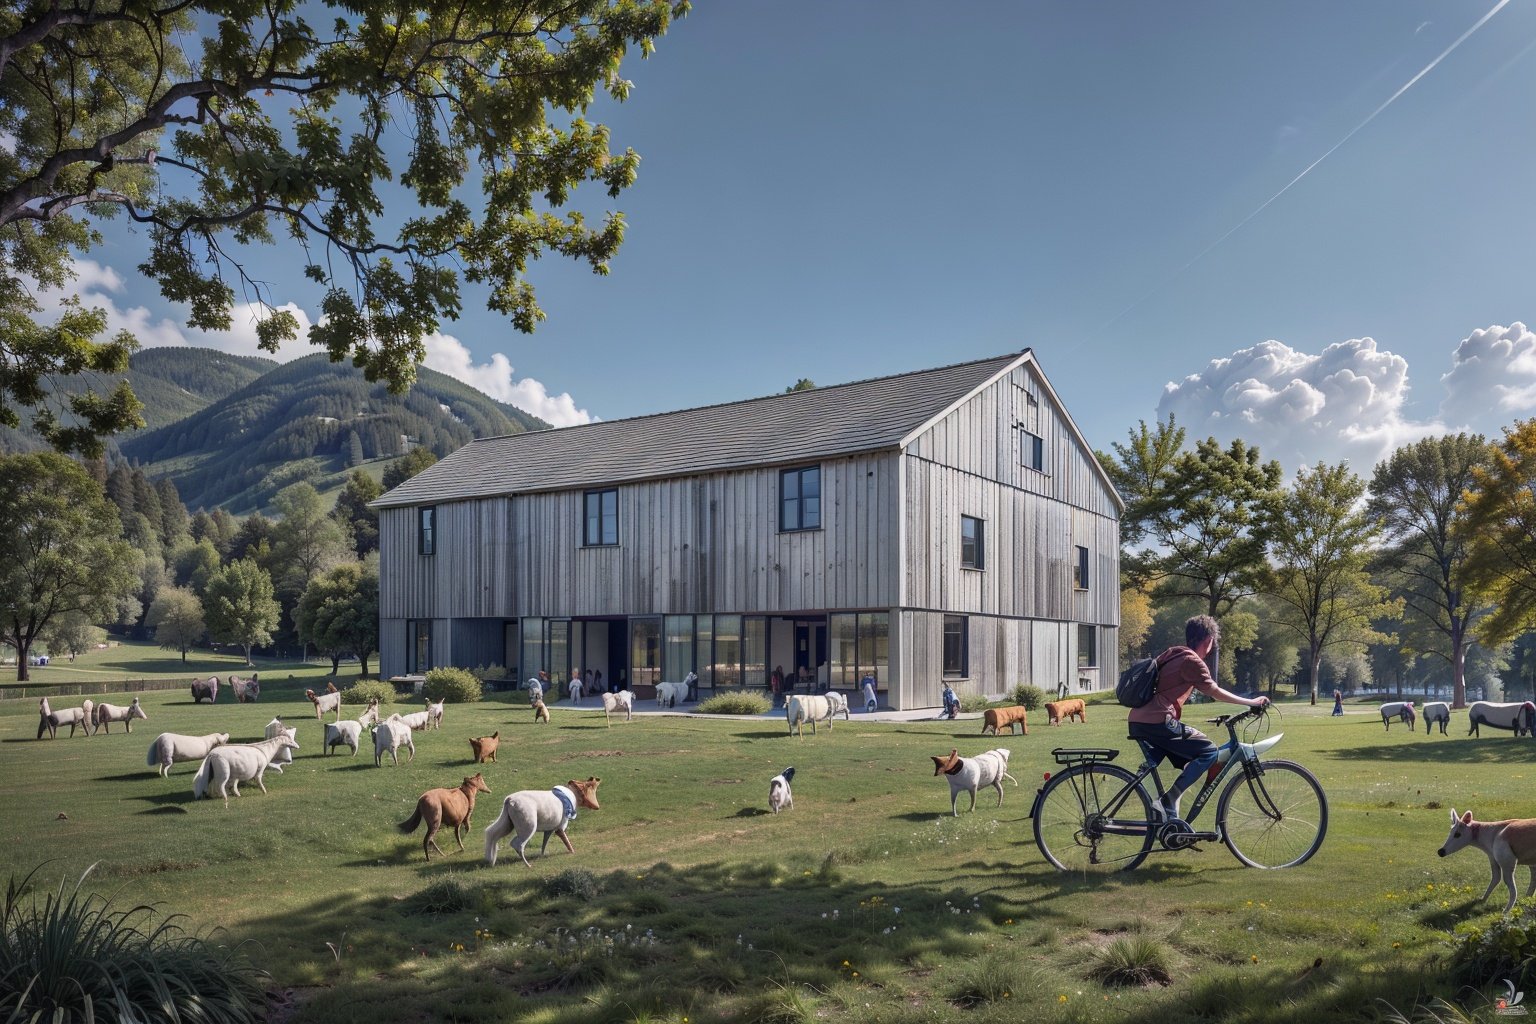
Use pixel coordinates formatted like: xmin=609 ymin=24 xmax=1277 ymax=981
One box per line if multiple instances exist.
xmin=1332 ymin=690 xmax=1344 ymax=717
xmin=568 ymin=668 xmax=583 ymax=705
xmin=941 ymin=683 xmax=959 ymax=720
xmin=771 ymin=665 xmax=784 ymax=708
xmin=862 ymin=674 xmax=878 ymax=713
xmin=684 ymin=670 xmax=699 ymax=702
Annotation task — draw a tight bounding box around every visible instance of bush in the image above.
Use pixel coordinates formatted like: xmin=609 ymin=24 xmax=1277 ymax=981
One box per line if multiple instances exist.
xmin=1011 ymin=683 xmax=1047 ymax=710
xmin=543 ymin=868 xmax=604 ymax=901
xmin=341 ymin=678 xmax=395 ymax=706
xmin=0 ymin=864 xmax=266 ymax=1022
xmin=1448 ymin=910 xmax=1536 ymax=992
xmin=422 ymin=667 xmax=483 ymax=704
xmin=469 ymin=663 xmax=508 ymax=682
xmin=696 ymin=691 xmax=772 ymax=715
xmin=958 ymin=692 xmax=991 ymax=713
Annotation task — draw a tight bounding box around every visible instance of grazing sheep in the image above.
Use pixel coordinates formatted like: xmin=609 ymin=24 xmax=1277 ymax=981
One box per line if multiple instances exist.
xmin=373 ymin=717 xmax=416 ymax=767
xmin=146 ymin=732 xmax=229 ymax=777
xmin=1380 ymin=701 xmax=1416 ymax=731
xmin=37 ymin=697 xmax=93 ymax=739
xmin=655 ymin=680 xmax=688 ymax=708
xmin=229 ymin=673 xmax=260 ymax=703
xmin=190 ymin=676 xmax=219 ymax=704
xmin=1422 ymin=701 xmax=1451 ymax=736
xmin=93 ymin=698 xmax=148 ymax=734
xmin=192 ymin=734 xmax=300 ymax=808
xmin=786 ymin=694 xmax=847 ymax=737
xmin=325 ymin=701 xmax=380 ymax=756
xmin=1469 ymin=701 xmax=1536 ymax=738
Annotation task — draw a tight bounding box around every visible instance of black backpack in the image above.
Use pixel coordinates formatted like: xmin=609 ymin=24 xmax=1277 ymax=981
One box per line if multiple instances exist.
xmin=1116 ymin=654 xmax=1164 ymax=708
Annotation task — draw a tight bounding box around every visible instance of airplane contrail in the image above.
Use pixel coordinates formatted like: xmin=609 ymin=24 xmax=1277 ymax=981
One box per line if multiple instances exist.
xmin=1099 ymin=0 xmax=1515 ymax=331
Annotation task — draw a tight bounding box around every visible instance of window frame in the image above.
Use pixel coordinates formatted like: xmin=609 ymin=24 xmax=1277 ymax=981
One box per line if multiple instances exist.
xmin=961 ymin=515 xmax=985 ymax=570
xmin=942 ymin=614 xmax=968 ymax=679
xmin=1022 ymin=430 xmax=1045 ymax=472
xmin=418 ymin=505 xmax=436 ymax=556
xmin=1077 ymin=623 xmax=1098 ymax=668
xmin=1075 ymin=545 xmax=1090 ymax=590
xmin=583 ymin=488 xmax=619 ymax=547
xmin=779 ymin=464 xmax=823 ymax=533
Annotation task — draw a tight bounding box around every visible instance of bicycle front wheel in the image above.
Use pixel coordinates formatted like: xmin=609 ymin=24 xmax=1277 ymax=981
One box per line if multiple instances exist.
xmin=1217 ymin=759 xmax=1327 ymax=869
xmin=1034 ymin=763 xmax=1154 ymax=874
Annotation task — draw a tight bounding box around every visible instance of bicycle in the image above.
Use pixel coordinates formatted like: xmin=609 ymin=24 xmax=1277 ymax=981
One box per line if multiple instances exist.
xmin=1031 ymin=704 xmax=1327 ymax=872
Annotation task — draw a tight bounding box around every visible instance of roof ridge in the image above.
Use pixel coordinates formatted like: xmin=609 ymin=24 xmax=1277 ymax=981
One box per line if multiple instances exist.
xmin=463 ymin=350 xmax=1024 ymax=445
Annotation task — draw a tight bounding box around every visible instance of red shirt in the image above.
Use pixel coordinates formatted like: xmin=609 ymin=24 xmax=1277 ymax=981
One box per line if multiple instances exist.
xmin=1127 ymin=646 xmax=1221 ymax=725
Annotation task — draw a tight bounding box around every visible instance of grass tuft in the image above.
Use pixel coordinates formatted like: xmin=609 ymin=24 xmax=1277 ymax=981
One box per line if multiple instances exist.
xmin=0 ymin=863 xmax=266 ymax=1023
xmin=696 ymin=691 xmax=772 ymax=715
xmin=403 ymin=875 xmax=476 ymax=916
xmin=1085 ymin=933 xmax=1175 ymax=987
xmin=544 ymin=867 xmax=604 ymax=901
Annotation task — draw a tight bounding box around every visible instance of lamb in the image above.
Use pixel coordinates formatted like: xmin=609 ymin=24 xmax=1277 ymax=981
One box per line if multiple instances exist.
xmin=146 ymin=732 xmax=229 ymax=777
xmin=1422 ymin=701 xmax=1451 ymax=736
xmin=931 ymin=747 xmax=1017 ymax=816
xmin=192 ymin=734 xmax=300 ymax=808
xmin=262 ymin=718 xmax=299 ymax=773
xmin=600 ymin=691 xmax=633 ymax=726
xmin=373 ymin=717 xmax=416 ymax=767
xmin=425 ymin=698 xmax=445 ymax=730
xmin=325 ymin=701 xmax=380 ymax=755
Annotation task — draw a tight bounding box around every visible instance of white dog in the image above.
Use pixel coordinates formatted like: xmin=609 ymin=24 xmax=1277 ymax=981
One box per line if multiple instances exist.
xmin=769 ymin=766 xmax=795 ymax=814
xmin=146 ymin=731 xmax=228 ymax=777
xmin=931 ymin=747 xmax=1017 ymax=816
xmin=1438 ymin=808 xmax=1536 ymax=916
xmin=600 ymin=690 xmax=633 ymax=725
xmin=192 ymin=734 xmax=299 ymax=808
xmin=425 ymin=698 xmax=445 ymax=730
xmin=373 ymin=717 xmax=416 ymax=767
xmin=483 ymin=777 xmax=602 ymax=867
xmin=263 ymin=717 xmax=298 ymax=773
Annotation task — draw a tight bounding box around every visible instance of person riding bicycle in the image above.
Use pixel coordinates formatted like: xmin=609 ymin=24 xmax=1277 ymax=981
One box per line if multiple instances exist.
xmin=1128 ymin=615 xmax=1268 ymax=823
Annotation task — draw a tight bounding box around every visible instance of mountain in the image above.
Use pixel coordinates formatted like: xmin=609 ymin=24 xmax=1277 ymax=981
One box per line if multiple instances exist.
xmin=121 ymin=353 xmax=549 ymax=513
xmin=0 ymin=347 xmax=277 ymax=454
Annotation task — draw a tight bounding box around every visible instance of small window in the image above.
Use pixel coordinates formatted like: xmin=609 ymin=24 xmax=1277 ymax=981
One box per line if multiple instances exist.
xmin=408 ymin=619 xmax=433 ymax=673
xmin=961 ymin=515 xmax=984 ymax=570
xmin=1075 ymin=545 xmax=1090 ymax=590
xmin=1077 ymin=624 xmax=1097 ymax=668
xmin=780 ymin=465 xmax=822 ymax=532
xmin=584 ymin=489 xmax=618 ymax=546
xmin=418 ymin=506 xmax=436 ymax=556
xmin=942 ymin=615 xmax=968 ymax=678
xmin=1023 ymin=430 xmax=1044 ymax=472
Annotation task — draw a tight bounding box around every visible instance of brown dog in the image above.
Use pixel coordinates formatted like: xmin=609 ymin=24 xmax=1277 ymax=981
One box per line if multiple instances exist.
xmin=469 ymin=731 xmax=500 ymax=763
xmin=532 ymin=698 xmax=550 ymax=724
xmin=1044 ymin=698 xmax=1086 ymax=725
xmin=399 ymin=773 xmax=493 ymax=860
xmin=981 ymin=705 xmax=1028 ymax=736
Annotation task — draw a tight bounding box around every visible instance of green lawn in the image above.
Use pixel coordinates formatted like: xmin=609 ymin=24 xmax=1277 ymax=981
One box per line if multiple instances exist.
xmin=3 ymin=639 xmax=369 ymax=695
xmin=0 ymin=684 xmax=1522 ymax=1023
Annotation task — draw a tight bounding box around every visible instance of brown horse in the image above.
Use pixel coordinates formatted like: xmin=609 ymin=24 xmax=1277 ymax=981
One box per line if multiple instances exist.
xmin=399 ymin=773 xmax=492 ymax=860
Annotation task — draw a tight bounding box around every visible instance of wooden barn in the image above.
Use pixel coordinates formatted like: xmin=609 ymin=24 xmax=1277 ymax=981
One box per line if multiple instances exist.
xmin=372 ymin=350 xmax=1122 ymax=710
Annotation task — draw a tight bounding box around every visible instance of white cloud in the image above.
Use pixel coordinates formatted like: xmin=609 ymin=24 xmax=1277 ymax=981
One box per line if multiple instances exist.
xmin=421 ymin=332 xmax=595 ymax=427
xmin=1157 ymin=336 xmax=1446 ymax=474
xmin=1438 ymin=322 xmax=1536 ymax=430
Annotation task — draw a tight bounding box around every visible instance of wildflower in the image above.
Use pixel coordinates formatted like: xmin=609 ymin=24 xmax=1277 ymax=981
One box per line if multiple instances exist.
xmin=1250 ymin=955 xmax=1258 ymax=963
xmin=1393 ymin=942 xmax=1402 ymax=949
xmin=1059 ymin=995 xmax=1068 ymax=1003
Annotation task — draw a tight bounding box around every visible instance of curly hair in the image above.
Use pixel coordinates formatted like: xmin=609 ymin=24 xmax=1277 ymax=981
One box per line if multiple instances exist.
xmin=1185 ymin=615 xmax=1220 ymax=649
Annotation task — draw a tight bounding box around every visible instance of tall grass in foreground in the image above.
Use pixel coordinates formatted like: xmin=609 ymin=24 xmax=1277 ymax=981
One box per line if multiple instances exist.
xmin=0 ymin=864 xmax=266 ymax=1023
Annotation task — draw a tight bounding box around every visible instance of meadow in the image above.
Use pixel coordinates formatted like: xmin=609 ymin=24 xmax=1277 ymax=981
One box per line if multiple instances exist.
xmin=0 ymin=664 xmax=1528 ymax=1024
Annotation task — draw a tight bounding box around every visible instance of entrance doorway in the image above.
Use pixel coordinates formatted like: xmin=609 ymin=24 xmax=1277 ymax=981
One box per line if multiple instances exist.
xmin=793 ymin=620 xmax=827 ymax=688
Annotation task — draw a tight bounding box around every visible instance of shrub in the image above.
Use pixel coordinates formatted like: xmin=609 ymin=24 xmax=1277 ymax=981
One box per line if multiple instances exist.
xmin=1011 ymin=683 xmax=1047 ymax=710
xmin=404 ymin=875 xmax=475 ymax=916
xmin=696 ymin=691 xmax=772 ymax=715
xmin=1448 ymin=911 xmax=1536 ymax=992
xmin=0 ymin=864 xmax=266 ymax=1023
xmin=469 ymin=662 xmax=508 ymax=682
xmin=422 ymin=667 xmax=483 ymax=704
xmin=543 ymin=869 xmax=604 ymax=901
xmin=341 ymin=678 xmax=395 ymax=706
xmin=958 ymin=692 xmax=991 ymax=713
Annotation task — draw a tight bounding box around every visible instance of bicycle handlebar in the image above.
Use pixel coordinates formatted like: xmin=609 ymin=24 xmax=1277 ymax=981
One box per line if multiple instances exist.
xmin=1205 ymin=703 xmax=1270 ymax=729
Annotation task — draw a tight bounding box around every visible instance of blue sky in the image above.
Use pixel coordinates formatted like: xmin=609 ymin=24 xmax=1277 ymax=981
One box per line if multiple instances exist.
xmin=73 ymin=0 xmax=1536 ymax=474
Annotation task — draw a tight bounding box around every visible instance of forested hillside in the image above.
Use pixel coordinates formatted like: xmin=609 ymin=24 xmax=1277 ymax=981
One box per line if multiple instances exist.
xmin=121 ymin=353 xmax=548 ymax=512
xmin=0 ymin=347 xmax=276 ymax=453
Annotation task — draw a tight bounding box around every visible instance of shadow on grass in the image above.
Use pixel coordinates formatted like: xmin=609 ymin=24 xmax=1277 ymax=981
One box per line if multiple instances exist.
xmin=1328 ymin=739 xmax=1533 ymax=764
xmin=211 ymin=855 xmax=1442 ymax=1024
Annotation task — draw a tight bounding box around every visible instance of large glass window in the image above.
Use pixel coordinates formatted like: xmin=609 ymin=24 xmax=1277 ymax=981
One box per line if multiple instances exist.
xmin=504 ymin=621 xmax=520 ymax=681
xmin=1075 ymin=545 xmax=1090 ymax=590
xmin=942 ymin=615 xmax=968 ymax=678
xmin=548 ymin=620 xmax=571 ymax=683
xmin=961 ymin=516 xmax=984 ymax=570
xmin=407 ymin=619 xmax=432 ymax=674
xmin=584 ymin=489 xmax=618 ymax=546
xmin=1078 ymin=624 xmax=1097 ymax=668
xmin=713 ymin=615 xmax=741 ymax=688
xmin=695 ymin=616 xmax=714 ymax=691
xmin=630 ymin=617 xmax=661 ymax=690
xmin=664 ymin=615 xmax=694 ymax=682
xmin=519 ymin=617 xmax=546 ymax=683
xmin=829 ymin=612 xmax=890 ymax=689
xmin=744 ymin=616 xmax=767 ymax=687
xmin=780 ymin=465 xmax=822 ymax=532
xmin=418 ymin=506 xmax=436 ymax=555
xmin=829 ymin=614 xmax=858 ymax=688
xmin=860 ymin=612 xmax=889 ymax=686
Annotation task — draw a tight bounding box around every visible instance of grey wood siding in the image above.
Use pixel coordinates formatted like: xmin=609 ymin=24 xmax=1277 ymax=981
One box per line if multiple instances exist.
xmin=379 ymin=453 xmax=901 ymax=620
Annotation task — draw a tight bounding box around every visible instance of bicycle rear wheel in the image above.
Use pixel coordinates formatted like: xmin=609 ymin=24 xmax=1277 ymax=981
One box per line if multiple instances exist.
xmin=1217 ymin=759 xmax=1327 ymax=868
xmin=1034 ymin=763 xmax=1154 ymax=873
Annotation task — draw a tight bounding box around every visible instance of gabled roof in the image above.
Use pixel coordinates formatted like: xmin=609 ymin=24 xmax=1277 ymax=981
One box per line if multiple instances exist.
xmin=373 ymin=351 xmax=1052 ymax=508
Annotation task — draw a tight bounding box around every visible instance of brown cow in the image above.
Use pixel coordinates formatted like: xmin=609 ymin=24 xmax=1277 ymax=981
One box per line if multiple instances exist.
xmin=981 ymin=705 xmax=1029 ymax=736
xmin=1045 ymin=698 xmax=1087 ymax=726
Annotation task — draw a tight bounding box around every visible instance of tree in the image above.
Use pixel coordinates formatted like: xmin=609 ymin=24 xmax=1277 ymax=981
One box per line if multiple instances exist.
xmin=1266 ymin=463 xmax=1400 ymax=704
xmin=1367 ymin=434 xmax=1492 ymax=708
xmin=270 ymin=482 xmax=350 ymax=600
xmin=147 ymin=585 xmax=206 ymax=663
xmin=0 ymin=451 xmax=141 ymax=679
xmin=382 ymin=447 xmax=439 ymax=491
xmin=295 ymin=560 xmax=380 ymax=677
xmin=37 ymin=610 xmax=105 ymax=662
xmin=228 ymin=512 xmax=274 ymax=567
xmin=170 ymin=537 xmax=222 ymax=596
xmin=785 ymin=379 xmax=816 ymax=393
xmin=334 ymin=470 xmax=383 ymax=556
xmin=203 ymin=559 xmax=280 ymax=666
xmin=1460 ymin=421 xmax=1536 ymax=646
xmin=1 ymin=1 xmax=688 ymax=455
xmin=1118 ymin=579 xmax=1154 ymax=664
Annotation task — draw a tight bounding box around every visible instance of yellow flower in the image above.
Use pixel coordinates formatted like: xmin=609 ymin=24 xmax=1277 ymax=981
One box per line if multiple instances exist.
xmin=1250 ymin=955 xmax=1258 ymax=963
xmin=1059 ymin=995 xmax=1068 ymax=1003
xmin=1393 ymin=942 xmax=1402 ymax=949
xmin=843 ymin=960 xmax=850 ymax=966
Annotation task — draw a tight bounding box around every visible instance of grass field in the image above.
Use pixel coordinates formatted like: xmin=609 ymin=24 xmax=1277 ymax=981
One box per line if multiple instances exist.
xmin=1 ymin=639 xmax=370 ymax=696
xmin=0 ymin=675 xmax=1527 ymax=1023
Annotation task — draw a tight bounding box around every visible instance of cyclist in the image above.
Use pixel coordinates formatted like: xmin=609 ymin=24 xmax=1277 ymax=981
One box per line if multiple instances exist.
xmin=1128 ymin=615 xmax=1268 ymax=823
